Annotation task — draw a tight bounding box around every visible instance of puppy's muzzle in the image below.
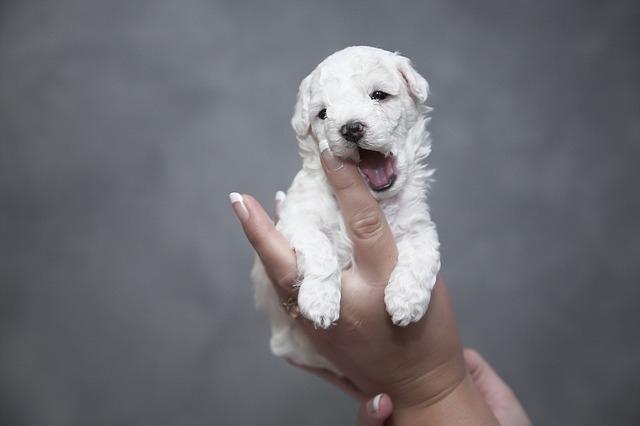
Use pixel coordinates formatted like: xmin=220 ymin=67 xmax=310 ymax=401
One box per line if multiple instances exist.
xmin=338 ymin=120 xmax=397 ymax=193
xmin=340 ymin=121 xmax=365 ymax=143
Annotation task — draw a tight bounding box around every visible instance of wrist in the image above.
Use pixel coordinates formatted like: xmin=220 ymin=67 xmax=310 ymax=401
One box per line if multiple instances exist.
xmin=389 ymin=373 xmax=499 ymax=426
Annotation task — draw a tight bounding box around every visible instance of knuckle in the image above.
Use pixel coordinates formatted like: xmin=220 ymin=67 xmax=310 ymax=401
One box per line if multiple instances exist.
xmin=349 ymin=208 xmax=385 ymax=243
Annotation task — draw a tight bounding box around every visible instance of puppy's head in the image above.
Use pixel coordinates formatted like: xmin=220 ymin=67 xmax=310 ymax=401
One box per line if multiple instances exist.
xmin=292 ymin=46 xmax=430 ymax=199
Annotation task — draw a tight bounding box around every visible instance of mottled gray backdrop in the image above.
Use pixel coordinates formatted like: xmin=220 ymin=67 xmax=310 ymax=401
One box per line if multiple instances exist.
xmin=1 ymin=1 xmax=639 ymax=425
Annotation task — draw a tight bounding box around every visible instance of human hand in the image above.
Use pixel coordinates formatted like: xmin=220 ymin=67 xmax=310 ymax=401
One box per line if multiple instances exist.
xmin=231 ymin=144 xmax=499 ymax=424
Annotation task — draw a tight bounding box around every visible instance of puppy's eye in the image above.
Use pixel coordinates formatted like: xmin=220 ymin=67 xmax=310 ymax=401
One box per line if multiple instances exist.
xmin=370 ymin=91 xmax=389 ymax=101
xmin=317 ymin=109 xmax=327 ymax=120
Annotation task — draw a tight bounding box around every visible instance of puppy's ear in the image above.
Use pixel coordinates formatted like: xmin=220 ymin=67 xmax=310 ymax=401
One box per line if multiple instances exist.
xmin=396 ymin=55 xmax=429 ymax=104
xmin=291 ymin=74 xmax=312 ymax=138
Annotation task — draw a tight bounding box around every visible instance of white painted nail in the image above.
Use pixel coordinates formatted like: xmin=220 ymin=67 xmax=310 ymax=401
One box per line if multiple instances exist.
xmin=367 ymin=394 xmax=382 ymax=414
xmin=275 ymin=190 xmax=286 ymax=202
xmin=229 ymin=192 xmax=249 ymax=221
xmin=318 ymin=140 xmax=344 ymax=171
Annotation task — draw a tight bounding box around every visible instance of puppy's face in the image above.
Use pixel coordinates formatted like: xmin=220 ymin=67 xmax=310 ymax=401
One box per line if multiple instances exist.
xmin=292 ymin=46 xmax=429 ymax=199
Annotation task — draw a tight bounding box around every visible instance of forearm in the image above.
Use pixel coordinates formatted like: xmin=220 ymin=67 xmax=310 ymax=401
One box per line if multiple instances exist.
xmin=389 ymin=373 xmax=500 ymax=426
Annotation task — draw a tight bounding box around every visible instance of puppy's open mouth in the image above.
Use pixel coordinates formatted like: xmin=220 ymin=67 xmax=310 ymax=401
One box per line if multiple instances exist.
xmin=357 ymin=148 xmax=397 ymax=192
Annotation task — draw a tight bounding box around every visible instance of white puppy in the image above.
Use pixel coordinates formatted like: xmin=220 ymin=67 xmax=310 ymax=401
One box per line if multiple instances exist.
xmin=252 ymin=46 xmax=440 ymax=372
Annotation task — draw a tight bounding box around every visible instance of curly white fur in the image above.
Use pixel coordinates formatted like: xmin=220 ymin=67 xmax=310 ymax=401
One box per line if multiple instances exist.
xmin=251 ymin=46 xmax=440 ymax=373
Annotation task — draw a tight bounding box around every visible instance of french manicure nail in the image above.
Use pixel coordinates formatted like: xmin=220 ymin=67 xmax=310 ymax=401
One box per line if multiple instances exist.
xmin=274 ymin=190 xmax=285 ymax=222
xmin=367 ymin=394 xmax=383 ymax=414
xmin=319 ymin=140 xmax=344 ymax=172
xmin=229 ymin=192 xmax=249 ymax=222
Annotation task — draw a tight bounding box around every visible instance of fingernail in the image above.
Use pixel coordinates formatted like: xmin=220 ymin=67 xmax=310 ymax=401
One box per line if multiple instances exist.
xmin=319 ymin=140 xmax=344 ymax=172
xmin=229 ymin=192 xmax=249 ymax=222
xmin=274 ymin=190 xmax=285 ymax=222
xmin=367 ymin=394 xmax=383 ymax=414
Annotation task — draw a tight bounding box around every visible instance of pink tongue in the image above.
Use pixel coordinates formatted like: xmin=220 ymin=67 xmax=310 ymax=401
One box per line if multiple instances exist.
xmin=358 ymin=149 xmax=395 ymax=189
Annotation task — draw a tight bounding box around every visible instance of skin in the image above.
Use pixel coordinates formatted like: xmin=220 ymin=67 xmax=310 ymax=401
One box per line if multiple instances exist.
xmin=231 ymin=145 xmax=528 ymax=425
xmin=357 ymin=349 xmax=532 ymax=425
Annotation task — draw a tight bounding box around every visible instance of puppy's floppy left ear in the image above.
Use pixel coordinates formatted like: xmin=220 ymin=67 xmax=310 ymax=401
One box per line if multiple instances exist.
xmin=291 ymin=73 xmax=312 ymax=138
xmin=395 ymin=54 xmax=429 ymax=103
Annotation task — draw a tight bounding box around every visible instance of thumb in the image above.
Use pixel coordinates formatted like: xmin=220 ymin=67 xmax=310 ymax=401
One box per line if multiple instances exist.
xmin=356 ymin=394 xmax=393 ymax=426
xmin=318 ymin=140 xmax=398 ymax=284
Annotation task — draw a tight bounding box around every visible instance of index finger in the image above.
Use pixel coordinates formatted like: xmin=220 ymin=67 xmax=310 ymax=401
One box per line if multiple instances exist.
xmin=229 ymin=193 xmax=298 ymax=295
xmin=319 ymin=141 xmax=398 ymax=284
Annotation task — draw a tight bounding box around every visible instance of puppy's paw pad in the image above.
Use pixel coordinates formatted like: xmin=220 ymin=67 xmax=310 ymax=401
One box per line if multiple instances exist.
xmin=298 ymin=279 xmax=341 ymax=329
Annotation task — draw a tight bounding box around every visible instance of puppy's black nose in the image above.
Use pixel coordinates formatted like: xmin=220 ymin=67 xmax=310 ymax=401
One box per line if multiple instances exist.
xmin=340 ymin=121 xmax=365 ymax=143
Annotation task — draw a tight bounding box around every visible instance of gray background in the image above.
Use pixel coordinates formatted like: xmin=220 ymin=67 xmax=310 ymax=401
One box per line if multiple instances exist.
xmin=1 ymin=1 xmax=639 ymax=425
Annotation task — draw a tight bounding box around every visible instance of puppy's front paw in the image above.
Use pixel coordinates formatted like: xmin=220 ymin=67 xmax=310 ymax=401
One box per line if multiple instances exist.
xmin=297 ymin=275 xmax=341 ymax=329
xmin=384 ymin=270 xmax=435 ymax=326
